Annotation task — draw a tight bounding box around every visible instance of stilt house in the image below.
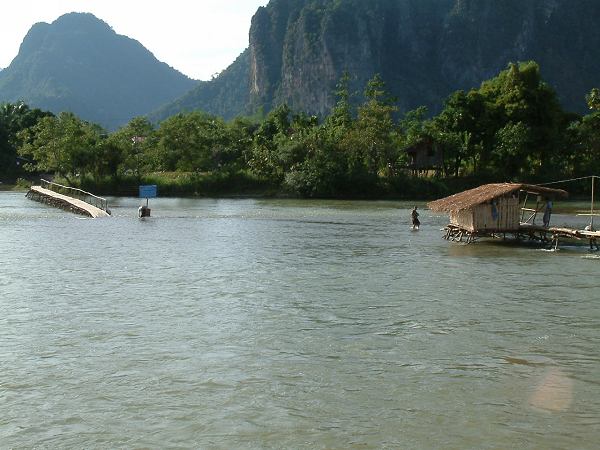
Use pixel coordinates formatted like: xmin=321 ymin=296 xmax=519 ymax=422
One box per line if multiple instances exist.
xmin=404 ymin=138 xmax=443 ymax=176
xmin=428 ymin=183 xmax=568 ymax=233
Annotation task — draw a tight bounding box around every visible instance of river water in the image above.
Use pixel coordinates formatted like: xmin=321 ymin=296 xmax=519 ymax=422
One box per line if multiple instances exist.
xmin=1 ymin=192 xmax=599 ymax=449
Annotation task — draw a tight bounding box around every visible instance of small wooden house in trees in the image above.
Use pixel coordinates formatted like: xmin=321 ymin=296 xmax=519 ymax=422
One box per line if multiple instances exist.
xmin=404 ymin=137 xmax=443 ymax=176
xmin=428 ymin=183 xmax=568 ymax=242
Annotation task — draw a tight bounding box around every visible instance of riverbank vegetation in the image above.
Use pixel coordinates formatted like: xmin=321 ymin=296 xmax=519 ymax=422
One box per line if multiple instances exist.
xmin=1 ymin=61 xmax=599 ymax=198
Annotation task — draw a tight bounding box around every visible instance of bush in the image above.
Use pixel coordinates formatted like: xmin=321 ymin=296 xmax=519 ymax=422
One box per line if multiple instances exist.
xmin=76 ymin=171 xmax=276 ymax=197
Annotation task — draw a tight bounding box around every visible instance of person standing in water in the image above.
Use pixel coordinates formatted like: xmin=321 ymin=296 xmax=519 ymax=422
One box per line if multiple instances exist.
xmin=543 ymin=199 xmax=552 ymax=228
xmin=411 ymin=206 xmax=420 ymax=230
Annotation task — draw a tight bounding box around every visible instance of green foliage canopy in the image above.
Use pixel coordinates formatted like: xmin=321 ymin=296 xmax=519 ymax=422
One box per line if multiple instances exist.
xmin=12 ymin=61 xmax=600 ymax=198
xmin=0 ymin=102 xmax=53 ymax=179
xmin=18 ymin=112 xmax=100 ymax=182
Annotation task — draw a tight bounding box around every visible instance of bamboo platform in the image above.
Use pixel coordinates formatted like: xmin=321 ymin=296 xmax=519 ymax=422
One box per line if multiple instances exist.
xmin=519 ymin=223 xmax=600 ymax=250
xmin=26 ymin=185 xmax=110 ymax=218
xmin=443 ymin=222 xmax=600 ymax=250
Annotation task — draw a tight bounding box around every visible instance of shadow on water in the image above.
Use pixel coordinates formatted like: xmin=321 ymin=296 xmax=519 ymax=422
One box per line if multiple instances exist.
xmin=445 ymin=235 xmax=599 ymax=258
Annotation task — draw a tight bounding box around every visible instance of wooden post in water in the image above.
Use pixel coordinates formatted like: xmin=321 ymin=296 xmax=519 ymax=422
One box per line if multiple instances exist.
xmin=138 ymin=184 xmax=157 ymax=218
xmin=591 ymin=176 xmax=595 ymax=230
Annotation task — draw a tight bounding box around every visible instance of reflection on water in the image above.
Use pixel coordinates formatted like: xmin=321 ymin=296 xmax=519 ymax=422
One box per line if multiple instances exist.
xmin=530 ymin=368 xmax=573 ymax=412
xmin=1 ymin=192 xmax=599 ymax=449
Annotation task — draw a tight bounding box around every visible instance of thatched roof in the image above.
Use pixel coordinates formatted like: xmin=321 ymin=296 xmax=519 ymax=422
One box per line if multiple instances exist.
xmin=428 ymin=183 xmax=568 ymax=213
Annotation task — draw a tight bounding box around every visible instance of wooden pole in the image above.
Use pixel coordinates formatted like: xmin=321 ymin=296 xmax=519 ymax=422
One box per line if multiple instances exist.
xmin=521 ymin=193 xmax=529 ymax=223
xmin=591 ymin=176 xmax=595 ymax=230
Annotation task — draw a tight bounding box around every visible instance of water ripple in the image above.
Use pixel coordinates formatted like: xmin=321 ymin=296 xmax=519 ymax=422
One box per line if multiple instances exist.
xmin=1 ymin=194 xmax=599 ymax=448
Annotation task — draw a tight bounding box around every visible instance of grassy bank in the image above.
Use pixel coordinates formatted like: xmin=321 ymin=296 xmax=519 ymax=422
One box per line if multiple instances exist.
xmin=74 ymin=171 xmax=279 ymax=198
xmin=19 ymin=173 xmax=500 ymax=200
xmin=0 ymin=178 xmax=34 ymax=191
xmin=71 ymin=172 xmax=457 ymax=200
xmin=12 ymin=171 xmax=597 ymax=202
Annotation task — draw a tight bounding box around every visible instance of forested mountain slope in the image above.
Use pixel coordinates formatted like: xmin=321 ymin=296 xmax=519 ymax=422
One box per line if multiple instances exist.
xmin=0 ymin=13 xmax=197 ymax=129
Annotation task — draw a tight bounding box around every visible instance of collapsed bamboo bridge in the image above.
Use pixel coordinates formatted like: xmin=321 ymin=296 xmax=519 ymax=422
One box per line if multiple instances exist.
xmin=26 ymin=179 xmax=110 ymax=218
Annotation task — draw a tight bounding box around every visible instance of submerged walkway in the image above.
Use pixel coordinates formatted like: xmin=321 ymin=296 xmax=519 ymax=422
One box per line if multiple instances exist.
xmin=518 ymin=223 xmax=600 ymax=249
xmin=26 ymin=181 xmax=110 ymax=218
xmin=444 ymin=222 xmax=600 ymax=249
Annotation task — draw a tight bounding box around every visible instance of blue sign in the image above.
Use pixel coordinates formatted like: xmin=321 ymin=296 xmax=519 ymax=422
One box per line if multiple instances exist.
xmin=139 ymin=185 xmax=158 ymax=198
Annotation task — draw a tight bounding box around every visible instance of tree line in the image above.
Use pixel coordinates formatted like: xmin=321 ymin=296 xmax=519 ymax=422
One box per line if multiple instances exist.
xmin=1 ymin=61 xmax=599 ymax=198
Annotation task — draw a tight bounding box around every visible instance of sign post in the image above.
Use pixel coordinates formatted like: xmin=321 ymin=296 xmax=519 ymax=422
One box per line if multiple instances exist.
xmin=138 ymin=184 xmax=157 ymax=218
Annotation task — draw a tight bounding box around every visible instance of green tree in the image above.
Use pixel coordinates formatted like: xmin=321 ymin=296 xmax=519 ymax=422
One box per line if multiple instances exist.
xmin=0 ymin=102 xmax=52 ymax=179
xmin=0 ymin=118 xmax=11 ymax=176
xmin=586 ymin=88 xmax=600 ymax=111
xmin=154 ymin=112 xmax=228 ymax=173
xmin=283 ymin=125 xmax=347 ymax=197
xmin=570 ymin=112 xmax=600 ymax=176
xmin=432 ymin=90 xmax=497 ymax=176
xmin=480 ymin=61 xmax=566 ymax=177
xmin=108 ymin=116 xmax=155 ymax=177
xmin=279 ymin=72 xmax=360 ymax=197
xmin=91 ymin=138 xmax=124 ymax=180
xmin=492 ymin=122 xmax=531 ymax=179
xmin=346 ymin=74 xmax=399 ymax=179
xmin=327 ymin=71 xmax=354 ymax=130
xmin=18 ymin=112 xmax=100 ymax=183
xmin=399 ymin=106 xmax=428 ymax=148
xmin=248 ymin=104 xmax=293 ymax=181
xmin=219 ymin=117 xmax=257 ymax=172
xmin=432 ymin=61 xmax=570 ymax=180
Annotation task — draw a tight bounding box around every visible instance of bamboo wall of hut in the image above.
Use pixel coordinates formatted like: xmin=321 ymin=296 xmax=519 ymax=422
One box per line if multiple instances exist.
xmin=449 ymin=196 xmax=520 ymax=232
xmin=429 ymin=183 xmax=568 ymax=236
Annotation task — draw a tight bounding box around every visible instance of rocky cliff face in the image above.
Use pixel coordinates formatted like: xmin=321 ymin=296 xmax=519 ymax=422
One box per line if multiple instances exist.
xmin=245 ymin=0 xmax=600 ymax=116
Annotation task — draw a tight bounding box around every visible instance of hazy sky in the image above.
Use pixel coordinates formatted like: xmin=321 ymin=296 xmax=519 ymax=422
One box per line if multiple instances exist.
xmin=1 ymin=0 xmax=270 ymax=80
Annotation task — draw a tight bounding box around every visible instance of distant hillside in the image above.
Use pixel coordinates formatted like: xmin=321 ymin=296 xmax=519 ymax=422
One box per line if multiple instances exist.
xmin=156 ymin=0 xmax=600 ymax=121
xmin=149 ymin=50 xmax=251 ymax=123
xmin=0 ymin=13 xmax=197 ymax=129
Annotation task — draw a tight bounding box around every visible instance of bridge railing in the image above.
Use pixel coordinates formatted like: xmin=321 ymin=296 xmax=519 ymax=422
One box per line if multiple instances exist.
xmin=40 ymin=179 xmax=109 ymax=212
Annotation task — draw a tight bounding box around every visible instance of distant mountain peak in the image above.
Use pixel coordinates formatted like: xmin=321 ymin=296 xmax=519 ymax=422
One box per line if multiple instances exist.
xmin=52 ymin=12 xmax=112 ymax=30
xmin=0 ymin=11 xmax=197 ymax=129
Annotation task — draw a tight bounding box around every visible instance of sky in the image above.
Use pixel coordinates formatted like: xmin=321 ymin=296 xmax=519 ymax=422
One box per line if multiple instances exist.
xmin=0 ymin=0 xmax=270 ymax=80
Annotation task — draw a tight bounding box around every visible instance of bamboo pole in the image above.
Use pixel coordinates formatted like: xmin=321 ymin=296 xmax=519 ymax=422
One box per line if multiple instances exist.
xmin=591 ymin=176 xmax=595 ymax=230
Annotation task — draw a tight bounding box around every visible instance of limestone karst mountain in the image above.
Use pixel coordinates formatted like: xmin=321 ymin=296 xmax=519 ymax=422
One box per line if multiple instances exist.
xmin=154 ymin=0 xmax=600 ymax=122
xmin=0 ymin=13 xmax=197 ymax=129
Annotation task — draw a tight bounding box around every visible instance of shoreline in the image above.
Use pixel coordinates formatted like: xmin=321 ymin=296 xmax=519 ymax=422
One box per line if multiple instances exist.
xmin=1 ymin=184 xmax=593 ymax=212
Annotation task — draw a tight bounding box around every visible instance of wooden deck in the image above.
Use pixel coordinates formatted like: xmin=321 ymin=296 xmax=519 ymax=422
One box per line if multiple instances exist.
xmin=519 ymin=223 xmax=600 ymax=239
xmin=444 ymin=222 xmax=600 ymax=249
xmin=518 ymin=223 xmax=600 ymax=249
xmin=27 ymin=185 xmax=110 ymax=218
